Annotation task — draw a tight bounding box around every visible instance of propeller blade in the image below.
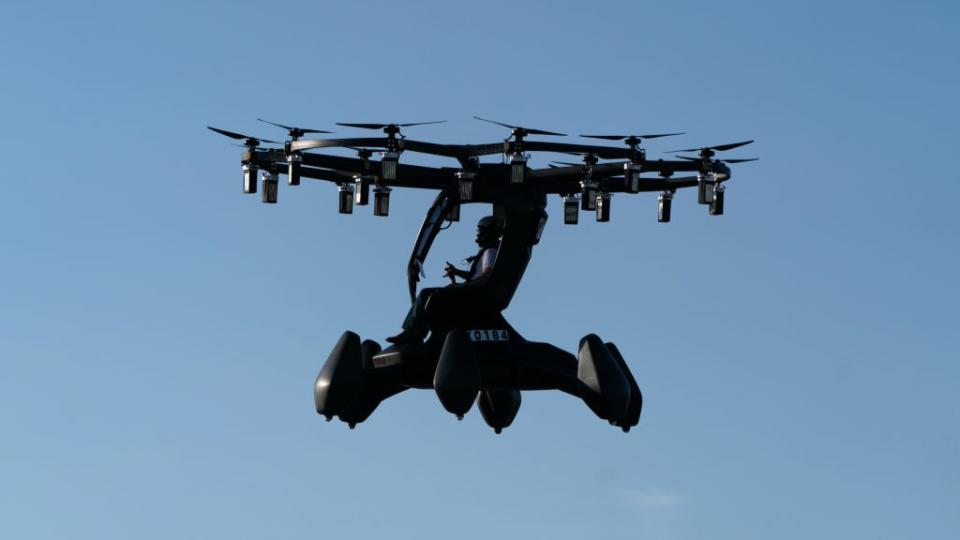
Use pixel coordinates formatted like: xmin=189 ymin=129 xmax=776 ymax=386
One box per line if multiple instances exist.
xmin=551 ymin=161 xmax=583 ymax=167
xmin=526 ymin=127 xmax=567 ymax=136
xmin=562 ymin=151 xmax=608 ymax=158
xmin=396 ymin=120 xmax=446 ymax=127
xmin=581 ymin=132 xmax=684 ymax=140
xmin=669 ymin=140 xmax=754 ymax=153
xmin=677 ymin=155 xmax=757 ymax=164
xmin=639 ymin=132 xmax=685 ymax=139
xmin=473 ymin=116 xmax=566 ymax=136
xmin=257 ymin=118 xmax=333 ymax=134
xmin=473 ymin=116 xmax=517 ymax=129
xmin=712 ymin=140 xmax=755 ymax=152
xmin=336 ymin=122 xmax=388 ymax=129
xmin=579 ymin=134 xmax=624 ymax=140
xmin=336 ymin=121 xmax=446 ymax=130
xmin=207 ymin=126 xmax=279 ymax=144
xmin=207 ymin=126 xmax=246 ymax=140
xmin=231 ymin=143 xmax=279 ymax=148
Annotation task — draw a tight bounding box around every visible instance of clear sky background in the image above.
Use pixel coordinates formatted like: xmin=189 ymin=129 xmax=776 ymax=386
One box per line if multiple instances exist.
xmin=1 ymin=1 xmax=957 ymax=539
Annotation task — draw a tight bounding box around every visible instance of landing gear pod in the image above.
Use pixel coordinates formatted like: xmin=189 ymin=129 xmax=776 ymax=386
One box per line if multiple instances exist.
xmin=433 ymin=330 xmax=480 ymax=419
xmin=314 ymin=331 xmax=364 ymax=420
xmin=605 ymin=342 xmax=642 ymax=432
xmin=315 ymin=334 xmax=400 ymax=427
xmin=338 ymin=340 xmax=386 ymax=425
xmin=478 ymin=389 xmax=521 ymax=434
xmin=577 ymin=334 xmax=630 ymax=422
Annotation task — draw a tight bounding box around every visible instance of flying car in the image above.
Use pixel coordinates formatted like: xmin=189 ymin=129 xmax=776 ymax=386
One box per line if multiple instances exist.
xmin=209 ymin=117 xmax=756 ymax=433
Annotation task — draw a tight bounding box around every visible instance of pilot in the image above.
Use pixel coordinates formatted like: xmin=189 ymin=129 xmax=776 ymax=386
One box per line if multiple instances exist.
xmin=386 ymin=215 xmax=504 ymax=345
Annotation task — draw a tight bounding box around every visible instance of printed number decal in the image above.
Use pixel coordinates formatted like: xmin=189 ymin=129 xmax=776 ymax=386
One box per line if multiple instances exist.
xmin=468 ymin=329 xmax=509 ymax=342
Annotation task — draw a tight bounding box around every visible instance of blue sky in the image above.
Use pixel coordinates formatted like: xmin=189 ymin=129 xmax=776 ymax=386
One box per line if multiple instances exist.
xmin=1 ymin=1 xmax=957 ymax=539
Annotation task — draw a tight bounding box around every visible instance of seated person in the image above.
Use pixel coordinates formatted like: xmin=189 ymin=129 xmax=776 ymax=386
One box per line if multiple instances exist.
xmin=387 ymin=216 xmax=503 ymax=345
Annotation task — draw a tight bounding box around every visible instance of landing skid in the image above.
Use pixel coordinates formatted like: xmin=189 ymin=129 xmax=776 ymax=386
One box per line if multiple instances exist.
xmin=314 ymin=327 xmax=641 ymax=433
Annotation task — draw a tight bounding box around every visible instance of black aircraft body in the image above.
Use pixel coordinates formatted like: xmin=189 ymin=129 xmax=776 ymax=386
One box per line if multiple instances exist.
xmin=209 ymin=118 xmax=756 ymax=433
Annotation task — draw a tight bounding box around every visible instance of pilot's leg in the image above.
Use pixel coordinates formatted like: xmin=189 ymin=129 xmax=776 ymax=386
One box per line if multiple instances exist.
xmin=387 ymin=288 xmax=436 ymax=344
xmin=398 ymin=301 xmax=420 ymax=331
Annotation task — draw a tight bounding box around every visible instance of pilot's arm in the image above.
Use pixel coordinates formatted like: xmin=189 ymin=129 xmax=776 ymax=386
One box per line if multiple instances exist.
xmin=462 ymin=249 xmax=496 ymax=287
xmin=443 ymin=262 xmax=471 ymax=281
xmin=444 ymin=247 xmax=497 ymax=283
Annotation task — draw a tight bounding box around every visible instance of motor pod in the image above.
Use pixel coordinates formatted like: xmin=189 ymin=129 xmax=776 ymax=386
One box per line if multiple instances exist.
xmin=697 ymin=172 xmax=715 ymax=205
xmin=710 ymin=183 xmax=725 ymax=215
xmin=287 ymin=152 xmax=302 ymax=186
xmin=447 ymin=202 xmax=460 ymax=222
xmin=577 ymin=334 xmax=631 ymax=422
xmin=243 ymin=164 xmax=258 ymax=194
xmin=314 ymin=331 xmax=365 ymax=420
xmin=338 ymin=183 xmax=354 ymax=214
xmin=261 ymin=172 xmax=279 ymax=204
xmin=658 ymin=191 xmax=673 ymax=223
xmin=477 ymin=389 xmax=521 ymax=434
xmin=596 ymin=192 xmax=611 ymax=222
xmin=433 ymin=330 xmax=480 ymax=419
xmin=563 ymin=194 xmax=579 ymax=224
xmin=354 ymin=175 xmax=370 ymax=205
xmin=510 ymin=153 xmax=527 ymax=184
xmin=373 ymin=185 xmax=391 ymax=217
xmin=624 ymin=162 xmax=641 ymax=194
xmin=456 ymin=170 xmax=476 ymax=201
xmin=581 ymin=185 xmax=597 ymax=211
xmin=380 ymin=151 xmax=399 ymax=181
xmin=604 ymin=342 xmax=642 ymax=432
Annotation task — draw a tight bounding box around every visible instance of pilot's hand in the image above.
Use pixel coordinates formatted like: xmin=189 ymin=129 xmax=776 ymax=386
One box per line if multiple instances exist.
xmin=443 ymin=262 xmax=458 ymax=283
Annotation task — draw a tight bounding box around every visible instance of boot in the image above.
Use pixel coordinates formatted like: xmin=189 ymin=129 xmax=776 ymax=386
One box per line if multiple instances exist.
xmin=386 ymin=326 xmax=427 ymax=345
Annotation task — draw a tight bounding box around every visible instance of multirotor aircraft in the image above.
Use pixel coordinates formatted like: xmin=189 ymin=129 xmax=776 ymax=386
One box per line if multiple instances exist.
xmin=209 ymin=117 xmax=756 ymax=433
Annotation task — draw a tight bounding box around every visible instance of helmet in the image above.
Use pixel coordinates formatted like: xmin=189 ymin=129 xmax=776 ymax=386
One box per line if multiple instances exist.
xmin=477 ymin=215 xmax=504 ymax=233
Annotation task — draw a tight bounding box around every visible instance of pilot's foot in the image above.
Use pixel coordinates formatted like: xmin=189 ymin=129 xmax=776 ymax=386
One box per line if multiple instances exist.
xmin=386 ymin=327 xmax=426 ymax=345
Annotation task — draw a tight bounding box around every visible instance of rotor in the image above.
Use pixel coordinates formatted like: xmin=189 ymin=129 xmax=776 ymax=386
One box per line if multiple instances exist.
xmin=473 ymin=116 xmax=567 ymax=148
xmin=336 ymin=120 xmax=446 ymax=140
xmin=207 ymin=126 xmax=279 ymax=148
xmin=552 ymin=151 xmax=601 ymax=168
xmin=257 ymin=118 xmax=333 ymax=141
xmin=335 ymin=121 xmax=446 ymax=170
xmin=677 ymin=156 xmax=758 ymax=164
xmin=580 ymin=132 xmax=683 ymax=161
xmin=668 ymin=140 xmax=754 ymax=160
